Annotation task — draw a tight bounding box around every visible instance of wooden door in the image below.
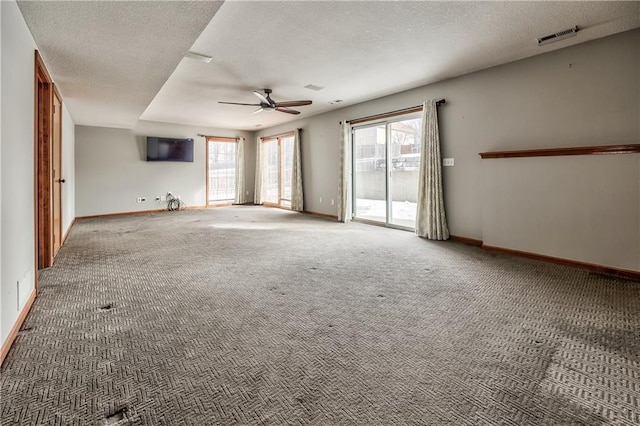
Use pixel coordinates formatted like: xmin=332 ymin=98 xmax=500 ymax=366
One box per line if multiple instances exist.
xmin=52 ymin=90 xmax=63 ymax=255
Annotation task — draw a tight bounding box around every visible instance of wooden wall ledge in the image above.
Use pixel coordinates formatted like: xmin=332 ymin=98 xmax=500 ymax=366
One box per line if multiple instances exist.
xmin=479 ymin=143 xmax=640 ymax=159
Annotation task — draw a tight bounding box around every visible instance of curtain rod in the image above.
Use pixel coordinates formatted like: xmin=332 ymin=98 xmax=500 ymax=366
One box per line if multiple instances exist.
xmin=343 ymin=99 xmax=445 ymax=125
xmin=197 ymin=134 xmax=240 ymax=142
xmin=260 ymin=128 xmax=303 ymax=141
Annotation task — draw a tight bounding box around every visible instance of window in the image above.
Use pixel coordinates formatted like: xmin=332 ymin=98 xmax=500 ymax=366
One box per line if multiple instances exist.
xmin=261 ymin=134 xmax=294 ymax=208
xmin=207 ymin=138 xmax=237 ymax=204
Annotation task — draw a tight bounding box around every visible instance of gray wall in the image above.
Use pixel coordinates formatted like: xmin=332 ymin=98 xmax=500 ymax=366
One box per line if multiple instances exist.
xmin=0 ymin=0 xmax=76 ymax=348
xmin=75 ymin=122 xmax=254 ymax=217
xmin=257 ymin=28 xmax=640 ymax=271
xmin=482 ymin=155 xmax=639 ymax=271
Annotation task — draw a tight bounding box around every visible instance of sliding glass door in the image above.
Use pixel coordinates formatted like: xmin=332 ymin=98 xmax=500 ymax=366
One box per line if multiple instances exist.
xmin=352 ymin=114 xmax=422 ymax=228
xmin=207 ymin=139 xmax=236 ymax=204
xmin=262 ymin=135 xmax=294 ymax=208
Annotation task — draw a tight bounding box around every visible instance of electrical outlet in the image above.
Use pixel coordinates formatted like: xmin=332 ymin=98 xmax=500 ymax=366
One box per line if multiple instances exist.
xmin=331 ymin=199 xmax=334 ymax=206
xmin=160 ymin=195 xmax=166 ymax=202
xmin=319 ymin=197 xmax=323 ymax=203
xmin=136 ymin=197 xmax=142 ymax=203
xmin=246 ymin=190 xmax=249 ymax=196
xmin=443 ymin=158 xmax=454 ymax=167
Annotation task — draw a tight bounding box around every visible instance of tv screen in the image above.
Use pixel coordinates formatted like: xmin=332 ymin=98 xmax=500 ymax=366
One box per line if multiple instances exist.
xmin=146 ymin=137 xmax=194 ymax=162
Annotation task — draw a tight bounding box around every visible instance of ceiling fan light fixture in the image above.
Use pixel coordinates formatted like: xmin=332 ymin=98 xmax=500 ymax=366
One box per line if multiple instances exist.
xmin=184 ymin=51 xmax=213 ymax=63
xmin=304 ymin=84 xmax=324 ymax=91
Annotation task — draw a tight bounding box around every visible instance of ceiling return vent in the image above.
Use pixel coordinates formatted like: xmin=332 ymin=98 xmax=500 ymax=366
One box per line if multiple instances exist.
xmin=537 ymin=26 xmax=579 ymax=46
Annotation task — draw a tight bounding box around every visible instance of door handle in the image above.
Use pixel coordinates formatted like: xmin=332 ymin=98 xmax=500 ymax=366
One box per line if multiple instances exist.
xmin=58 ymin=179 xmax=66 ymax=183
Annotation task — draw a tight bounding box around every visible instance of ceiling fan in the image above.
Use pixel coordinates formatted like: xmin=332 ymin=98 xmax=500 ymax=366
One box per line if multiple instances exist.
xmin=218 ymin=89 xmax=312 ymax=115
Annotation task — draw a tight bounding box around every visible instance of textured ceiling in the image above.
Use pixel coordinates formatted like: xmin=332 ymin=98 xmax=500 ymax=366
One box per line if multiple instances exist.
xmin=17 ymin=0 xmax=224 ymax=129
xmin=17 ymin=1 xmax=640 ymax=131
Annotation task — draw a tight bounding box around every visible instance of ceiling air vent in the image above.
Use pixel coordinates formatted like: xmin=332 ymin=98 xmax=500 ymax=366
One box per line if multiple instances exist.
xmin=537 ymin=26 xmax=579 ymax=46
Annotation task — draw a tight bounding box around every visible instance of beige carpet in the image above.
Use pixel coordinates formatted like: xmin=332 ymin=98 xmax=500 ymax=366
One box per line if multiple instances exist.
xmin=2 ymin=206 xmax=639 ymax=425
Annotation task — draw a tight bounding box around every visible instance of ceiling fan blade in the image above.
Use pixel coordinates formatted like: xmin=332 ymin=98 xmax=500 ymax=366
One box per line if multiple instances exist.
xmin=218 ymin=101 xmax=261 ymax=106
xmin=252 ymin=108 xmax=263 ymax=114
xmin=275 ymin=107 xmax=301 ymax=115
xmin=253 ymin=91 xmax=271 ymax=105
xmin=274 ymin=100 xmax=312 ymax=108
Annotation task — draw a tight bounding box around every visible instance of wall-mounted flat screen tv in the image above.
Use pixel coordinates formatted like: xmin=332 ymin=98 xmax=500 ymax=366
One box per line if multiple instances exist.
xmin=146 ymin=137 xmax=194 ymax=162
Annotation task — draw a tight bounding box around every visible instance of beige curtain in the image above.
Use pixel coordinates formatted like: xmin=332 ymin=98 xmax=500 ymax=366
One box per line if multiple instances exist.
xmin=254 ymin=137 xmax=263 ymax=204
xmin=291 ymin=129 xmax=304 ymax=211
xmin=234 ymin=137 xmax=246 ymax=204
xmin=337 ymin=121 xmax=352 ymax=222
xmin=416 ymin=100 xmax=449 ymax=239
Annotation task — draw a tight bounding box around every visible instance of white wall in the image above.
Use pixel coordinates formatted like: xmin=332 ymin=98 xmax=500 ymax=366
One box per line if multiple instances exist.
xmin=75 ymin=121 xmax=254 ymax=217
xmin=258 ymin=28 xmax=640 ymax=271
xmin=62 ymin=103 xmax=75 ymax=235
xmin=0 ymin=0 xmax=77 ymax=352
xmin=1 ymin=0 xmax=37 ymax=347
xmin=0 ymin=0 xmax=4 ymax=338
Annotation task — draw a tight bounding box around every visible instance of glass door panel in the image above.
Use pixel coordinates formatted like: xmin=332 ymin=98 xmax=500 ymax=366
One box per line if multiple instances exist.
xmin=389 ymin=117 xmax=422 ymax=227
xmin=207 ymin=141 xmax=236 ymax=204
xmin=263 ymin=139 xmax=279 ymax=204
xmin=353 ymin=124 xmax=386 ymax=223
xmin=281 ymin=136 xmax=294 ymax=207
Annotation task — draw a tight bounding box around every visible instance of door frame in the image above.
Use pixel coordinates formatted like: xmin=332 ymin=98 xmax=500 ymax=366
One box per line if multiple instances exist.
xmin=261 ymin=133 xmax=294 ymax=208
xmin=205 ymin=136 xmax=237 ymax=206
xmin=52 ymin=88 xmax=63 ymax=255
xmin=34 ymin=51 xmax=57 ymax=271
